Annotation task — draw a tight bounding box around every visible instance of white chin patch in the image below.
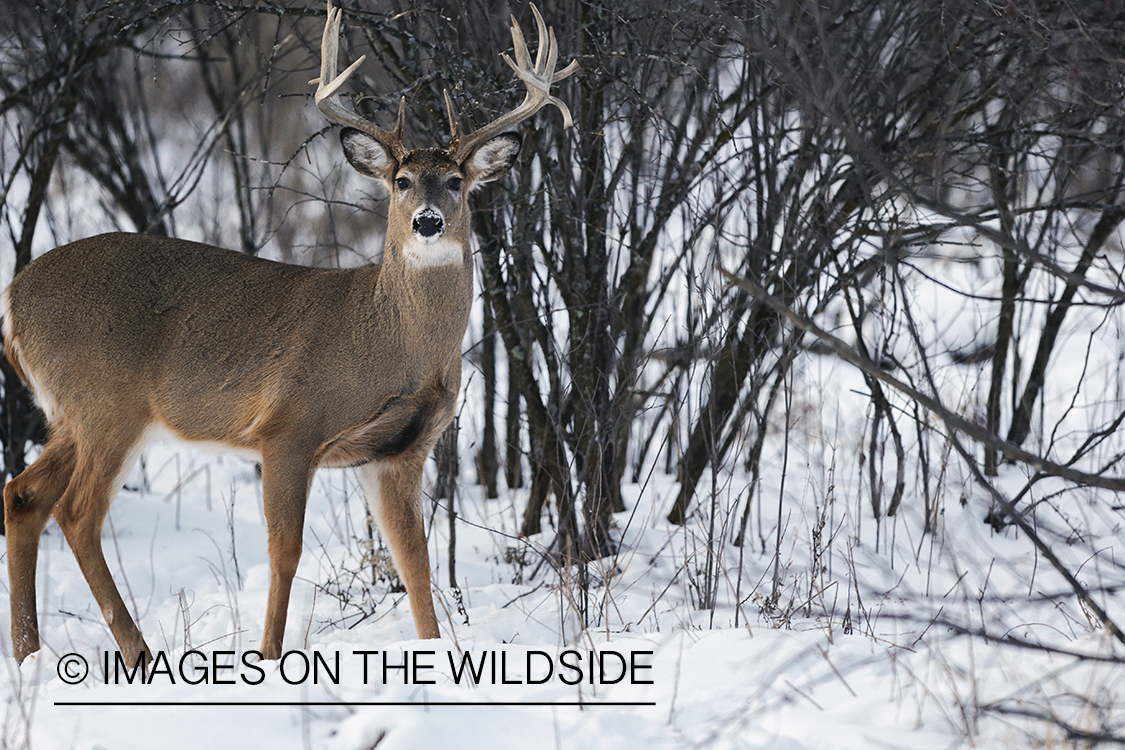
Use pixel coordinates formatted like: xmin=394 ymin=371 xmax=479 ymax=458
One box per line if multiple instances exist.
xmin=403 ymin=238 xmax=463 ymax=268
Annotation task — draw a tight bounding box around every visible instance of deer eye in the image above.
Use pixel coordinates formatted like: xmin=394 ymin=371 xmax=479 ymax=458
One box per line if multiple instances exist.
xmin=395 ymin=176 xmax=412 ymax=190
xmin=447 ymin=177 xmax=463 ymax=192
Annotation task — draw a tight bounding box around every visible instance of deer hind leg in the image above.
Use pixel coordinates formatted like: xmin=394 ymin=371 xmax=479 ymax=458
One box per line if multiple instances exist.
xmin=51 ymin=422 xmax=153 ymax=668
xmin=357 ymin=458 xmax=440 ymax=639
xmin=258 ymin=445 xmax=315 ymax=660
xmin=5 ymin=431 xmax=78 ymax=662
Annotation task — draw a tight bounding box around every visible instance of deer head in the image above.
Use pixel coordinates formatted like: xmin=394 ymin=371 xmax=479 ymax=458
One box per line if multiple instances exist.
xmin=312 ymin=1 xmax=578 ymax=266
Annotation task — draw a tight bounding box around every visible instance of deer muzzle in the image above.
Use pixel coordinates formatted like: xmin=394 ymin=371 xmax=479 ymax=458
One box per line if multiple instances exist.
xmin=412 ymin=207 xmax=445 ymax=242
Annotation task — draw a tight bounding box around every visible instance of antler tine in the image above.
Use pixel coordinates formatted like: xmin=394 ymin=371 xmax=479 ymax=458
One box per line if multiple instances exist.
xmin=530 ymin=5 xmax=552 ymax=80
xmin=311 ymin=0 xmax=407 ymax=161
xmin=448 ymin=3 xmax=578 ymax=163
xmin=443 ymin=90 xmax=461 ymax=155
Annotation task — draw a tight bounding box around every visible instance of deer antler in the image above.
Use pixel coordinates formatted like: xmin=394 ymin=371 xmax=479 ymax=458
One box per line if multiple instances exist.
xmin=311 ymin=1 xmax=407 ymax=162
xmin=446 ymin=4 xmax=579 ymax=163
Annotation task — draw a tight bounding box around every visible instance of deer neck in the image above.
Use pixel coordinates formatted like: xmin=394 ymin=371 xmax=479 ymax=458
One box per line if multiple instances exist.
xmin=369 ymin=231 xmax=473 ymax=343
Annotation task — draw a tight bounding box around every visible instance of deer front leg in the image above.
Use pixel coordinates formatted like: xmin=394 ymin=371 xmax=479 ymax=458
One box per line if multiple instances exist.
xmin=258 ymin=446 xmax=315 ymax=660
xmin=357 ymin=459 xmax=440 ymax=639
xmin=52 ymin=437 xmax=154 ymax=668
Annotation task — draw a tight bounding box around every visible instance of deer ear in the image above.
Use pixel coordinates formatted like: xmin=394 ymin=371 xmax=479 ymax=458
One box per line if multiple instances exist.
xmin=464 ymin=132 xmax=521 ymax=185
xmin=341 ymin=128 xmax=397 ymax=183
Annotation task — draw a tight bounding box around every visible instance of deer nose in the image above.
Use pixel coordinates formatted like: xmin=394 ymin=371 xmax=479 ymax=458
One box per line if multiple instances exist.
xmin=412 ymin=207 xmax=444 ymax=240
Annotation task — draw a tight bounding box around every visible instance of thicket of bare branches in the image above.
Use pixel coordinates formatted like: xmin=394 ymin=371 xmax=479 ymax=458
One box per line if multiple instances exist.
xmin=2 ymin=0 xmax=1125 ymax=664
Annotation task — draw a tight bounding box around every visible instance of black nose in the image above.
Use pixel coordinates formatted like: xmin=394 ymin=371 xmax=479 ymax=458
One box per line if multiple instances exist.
xmin=413 ymin=210 xmax=444 ymax=238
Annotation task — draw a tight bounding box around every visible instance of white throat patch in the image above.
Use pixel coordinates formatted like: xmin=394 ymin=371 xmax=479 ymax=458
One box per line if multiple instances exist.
xmin=403 ymin=238 xmax=464 ymax=268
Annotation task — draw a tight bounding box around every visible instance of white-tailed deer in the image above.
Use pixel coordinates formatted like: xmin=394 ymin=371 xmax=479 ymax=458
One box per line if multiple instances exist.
xmin=3 ymin=1 xmax=576 ymax=665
